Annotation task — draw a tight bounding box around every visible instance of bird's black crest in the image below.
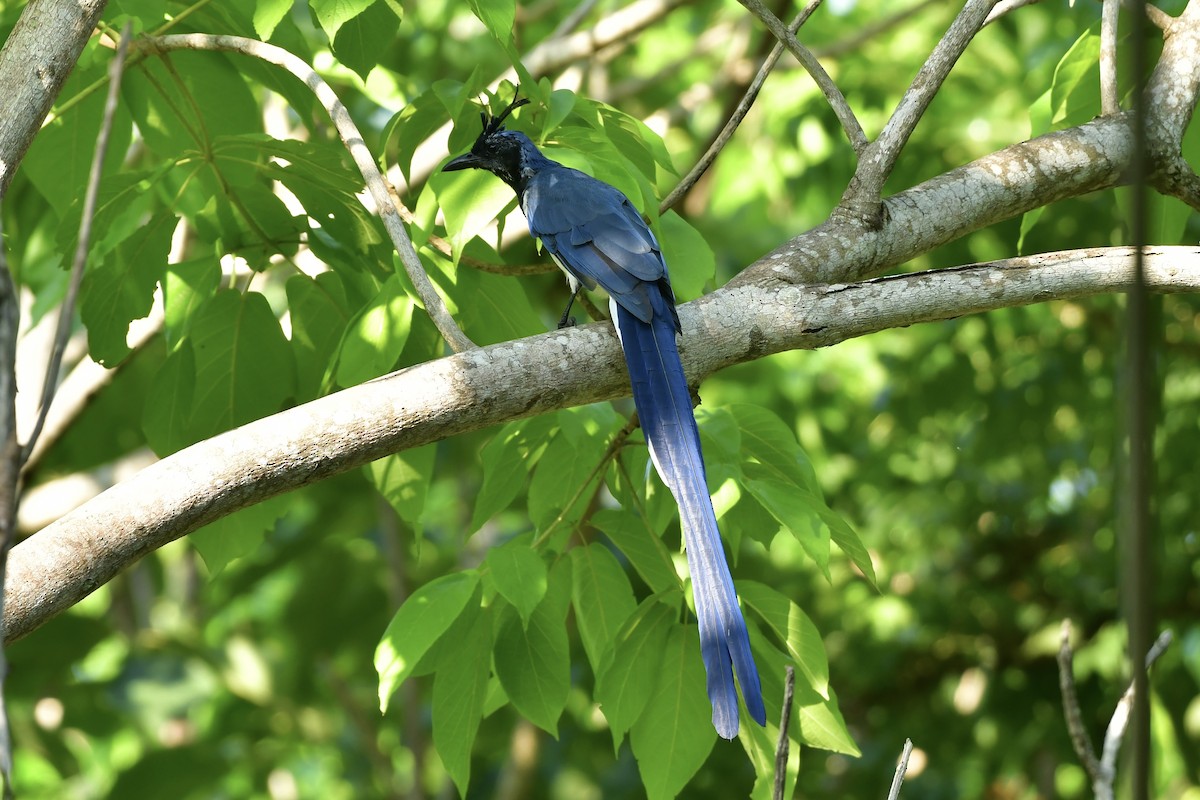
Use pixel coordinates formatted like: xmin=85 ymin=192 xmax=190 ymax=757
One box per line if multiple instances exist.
xmin=477 ymin=94 xmax=530 ymax=141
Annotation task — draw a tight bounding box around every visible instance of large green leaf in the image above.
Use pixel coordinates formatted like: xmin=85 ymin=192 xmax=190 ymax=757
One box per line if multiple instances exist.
xmin=592 ymin=508 xmax=679 ymax=595
xmin=186 ymin=290 xmax=297 ymax=440
xmin=191 ymin=495 xmax=290 ymax=573
xmin=737 ymin=581 xmax=829 ymax=699
xmin=367 ymin=444 xmax=437 ymax=530
xmin=629 ymin=624 xmax=717 ymax=800
xmin=332 ymin=0 xmax=402 ymax=81
xmin=431 ymin=600 xmax=492 ymax=797
xmin=375 ymin=571 xmax=481 ymax=713
xmin=570 ymin=544 xmax=637 ymax=672
xmin=594 ymin=596 xmax=675 ymax=750
xmin=334 ymin=274 xmax=413 ymax=386
xmin=493 ymin=558 xmax=572 ymax=734
xmin=483 ymin=539 xmax=548 ymax=626
xmin=80 ymin=211 xmax=175 ymax=366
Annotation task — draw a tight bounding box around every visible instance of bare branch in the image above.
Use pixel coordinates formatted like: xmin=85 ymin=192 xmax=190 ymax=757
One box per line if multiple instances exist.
xmin=842 ymin=0 xmax=998 ymax=210
xmin=983 ymin=0 xmax=1046 ymax=26
xmin=1057 ymin=621 xmax=1101 ymax=784
xmin=0 ymin=206 xmax=20 ymax=799
xmin=1144 ymin=4 xmax=1174 ymax=31
xmin=1098 ymin=630 xmax=1173 ymax=790
xmin=661 ymin=2 xmax=821 ymax=213
xmin=146 ymin=34 xmax=476 ymax=354
xmin=772 ymin=665 xmax=796 ymax=800
xmin=21 ymin=24 xmax=133 ymax=466
xmin=1101 ymin=0 xmax=1121 ymax=115
xmin=737 ymin=0 xmax=868 ymax=153
xmin=1145 ymin=2 xmax=1200 ymax=210
xmin=5 ymin=246 xmax=1199 ymax=640
xmin=886 ymin=739 xmax=915 ymax=800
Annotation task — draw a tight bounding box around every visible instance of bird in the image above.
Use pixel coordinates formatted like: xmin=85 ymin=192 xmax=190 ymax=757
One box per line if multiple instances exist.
xmin=444 ymin=95 xmax=765 ymax=739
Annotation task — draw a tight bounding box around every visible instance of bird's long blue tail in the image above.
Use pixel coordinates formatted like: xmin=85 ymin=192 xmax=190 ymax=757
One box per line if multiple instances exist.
xmin=612 ymin=292 xmax=766 ymax=739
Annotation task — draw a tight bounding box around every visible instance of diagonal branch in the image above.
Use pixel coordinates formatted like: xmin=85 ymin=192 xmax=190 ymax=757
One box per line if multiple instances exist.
xmin=660 ymin=1 xmax=821 ymax=213
xmin=145 ymin=34 xmax=476 ymax=354
xmin=21 ymin=24 xmax=132 ymax=466
xmin=737 ymin=0 xmax=867 ymax=153
xmin=5 ymin=245 xmax=1199 ymax=641
xmin=841 ymin=0 xmax=999 ymax=213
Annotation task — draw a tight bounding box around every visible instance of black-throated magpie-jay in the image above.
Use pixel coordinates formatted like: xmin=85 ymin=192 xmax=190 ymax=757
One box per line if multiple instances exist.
xmin=444 ymin=96 xmax=765 ymax=739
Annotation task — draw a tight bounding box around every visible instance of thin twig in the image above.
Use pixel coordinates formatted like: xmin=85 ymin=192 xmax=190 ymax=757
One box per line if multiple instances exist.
xmin=1100 ymin=0 xmax=1121 ymax=115
xmin=0 ymin=210 xmax=20 ymax=800
xmin=1098 ymin=630 xmax=1172 ymax=794
xmin=772 ymin=665 xmax=796 ymax=800
xmin=737 ymin=0 xmax=868 ymax=153
xmin=21 ymin=24 xmax=133 ymax=466
xmin=983 ymin=0 xmax=1045 ymax=25
xmin=661 ymin=2 xmax=821 ymax=213
xmin=148 ymin=34 xmax=476 ymax=354
xmin=886 ymin=739 xmax=914 ymax=800
xmin=1057 ymin=621 xmax=1101 ymax=783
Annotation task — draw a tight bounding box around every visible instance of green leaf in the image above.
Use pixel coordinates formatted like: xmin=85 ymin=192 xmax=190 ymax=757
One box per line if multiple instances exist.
xmin=186 ymin=290 xmax=297 ymax=441
xmin=253 ymin=0 xmax=293 ymax=39
xmin=310 ymin=0 xmax=373 ymax=40
xmin=433 ymin=263 xmax=545 ymax=346
xmin=431 ymin=168 xmax=516 ymax=263
xmin=431 ymin=600 xmax=492 ymax=797
xmin=285 ymin=272 xmax=350 ymax=400
xmin=375 ymin=571 xmax=481 ymax=713
xmin=191 ymin=495 xmax=289 ymax=574
xmin=332 ymin=0 xmax=402 ymax=81
xmin=493 ymin=558 xmax=571 ymax=734
xmin=466 ymin=0 xmax=515 ymax=42
xmin=367 ymin=444 xmax=437 ymax=529
xmin=483 ymin=540 xmax=548 ymax=625
xmin=335 ymin=275 xmax=413 ymax=386
xmin=80 ymin=211 xmax=174 ymax=366
xmin=656 ymin=211 xmax=716 ymax=303
xmin=629 ymin=624 xmax=717 ymax=800
xmin=142 ymin=340 xmax=196 ymax=456
xmin=1048 ymin=23 xmax=1101 ymax=129
xmin=594 ymin=597 xmax=675 ymax=749
xmin=570 ymin=544 xmax=637 ymax=672
xmin=527 ymin=425 xmax=607 ymax=532
xmin=592 ymin=508 xmax=679 ymax=595
xmin=737 ymin=581 xmax=829 ymax=699
xmin=731 ymin=404 xmax=819 ymax=493
xmin=471 ymin=421 xmax=533 ymax=532
xmin=743 ymin=475 xmax=831 ymax=580
xmin=23 ymin=63 xmax=132 ymax=219
xmin=163 ymin=256 xmax=221 ymax=351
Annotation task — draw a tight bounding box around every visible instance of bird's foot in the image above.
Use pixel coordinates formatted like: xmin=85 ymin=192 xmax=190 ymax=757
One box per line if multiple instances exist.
xmin=556 ymin=317 xmax=577 ymax=330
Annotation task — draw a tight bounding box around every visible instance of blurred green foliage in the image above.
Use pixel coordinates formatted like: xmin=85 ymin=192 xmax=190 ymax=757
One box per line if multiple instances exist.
xmin=2 ymin=0 xmax=1198 ymax=797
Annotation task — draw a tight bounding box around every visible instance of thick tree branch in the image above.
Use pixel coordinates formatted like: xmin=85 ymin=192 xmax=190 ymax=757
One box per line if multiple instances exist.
xmin=1101 ymin=0 xmax=1121 ymax=115
xmin=1145 ymin=1 xmax=1200 ymax=212
xmin=742 ymin=115 xmax=1136 ymax=287
xmin=0 ymin=0 xmax=109 ymax=199
xmin=5 ymin=246 xmax=1199 ymax=641
xmin=145 ymin=34 xmax=476 ymax=354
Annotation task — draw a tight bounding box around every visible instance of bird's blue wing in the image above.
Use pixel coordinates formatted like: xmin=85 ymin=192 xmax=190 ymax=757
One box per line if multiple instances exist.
xmin=523 ymin=168 xmax=668 ymax=324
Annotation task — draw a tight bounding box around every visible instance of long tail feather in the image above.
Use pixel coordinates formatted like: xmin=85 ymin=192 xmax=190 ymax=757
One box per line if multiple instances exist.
xmin=612 ymin=296 xmax=766 ymax=739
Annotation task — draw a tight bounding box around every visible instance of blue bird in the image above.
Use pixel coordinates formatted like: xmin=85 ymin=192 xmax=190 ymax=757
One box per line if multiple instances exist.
xmin=444 ymin=96 xmax=765 ymax=739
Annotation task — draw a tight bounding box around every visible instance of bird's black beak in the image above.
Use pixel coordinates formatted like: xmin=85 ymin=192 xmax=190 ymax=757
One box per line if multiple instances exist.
xmin=443 ymin=153 xmax=484 ymax=172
